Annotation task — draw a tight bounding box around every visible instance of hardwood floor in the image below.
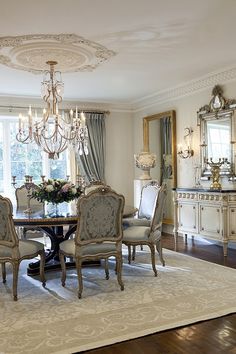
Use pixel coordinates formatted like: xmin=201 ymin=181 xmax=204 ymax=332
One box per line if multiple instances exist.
xmin=77 ymin=235 xmax=236 ymax=354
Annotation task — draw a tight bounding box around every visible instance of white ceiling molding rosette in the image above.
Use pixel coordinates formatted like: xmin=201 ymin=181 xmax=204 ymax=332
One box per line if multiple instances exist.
xmin=0 ymin=33 xmax=116 ymax=74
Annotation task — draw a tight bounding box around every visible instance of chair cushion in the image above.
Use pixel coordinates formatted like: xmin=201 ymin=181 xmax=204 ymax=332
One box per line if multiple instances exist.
xmin=123 ymin=226 xmax=151 ymax=242
xmin=60 ymin=239 xmax=117 ymax=256
xmin=123 ymin=217 xmax=151 ymax=228
xmin=0 ymin=240 xmax=44 ymax=258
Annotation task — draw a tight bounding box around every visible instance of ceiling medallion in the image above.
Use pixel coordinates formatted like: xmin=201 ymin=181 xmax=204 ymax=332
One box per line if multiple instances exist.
xmin=0 ymin=34 xmax=116 ymax=74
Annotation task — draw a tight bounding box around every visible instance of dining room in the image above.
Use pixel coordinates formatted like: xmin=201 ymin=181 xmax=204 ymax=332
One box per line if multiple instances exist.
xmin=2 ymin=1 xmax=236 ymax=354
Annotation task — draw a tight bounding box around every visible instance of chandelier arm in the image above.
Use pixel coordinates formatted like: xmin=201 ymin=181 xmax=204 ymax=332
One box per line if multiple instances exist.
xmin=35 ymin=133 xmax=68 ymax=155
xmin=37 ymin=124 xmax=74 ymax=141
xmin=16 ymin=133 xmax=33 ymax=144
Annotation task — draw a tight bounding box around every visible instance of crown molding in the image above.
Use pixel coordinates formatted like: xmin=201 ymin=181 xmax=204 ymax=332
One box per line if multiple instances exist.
xmin=0 ymin=95 xmax=134 ymax=114
xmin=2 ymin=66 xmax=236 ymax=114
xmin=132 ymin=65 xmax=236 ymax=112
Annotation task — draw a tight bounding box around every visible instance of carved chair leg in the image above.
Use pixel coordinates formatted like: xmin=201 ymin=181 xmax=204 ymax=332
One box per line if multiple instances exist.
xmin=59 ymin=252 xmax=67 ymax=287
xmin=185 ymin=234 xmax=188 ymax=244
xmin=116 ymin=254 xmax=124 ymax=291
xmin=149 ymin=244 xmax=157 ymax=277
xmin=156 ymin=240 xmax=165 ymax=266
xmin=12 ymin=261 xmax=19 ymax=301
xmin=132 ymin=245 xmax=136 ymax=261
xmin=76 ymin=258 xmax=83 ymax=299
xmin=1 ymin=262 xmax=6 ymax=283
xmin=104 ymin=258 xmax=109 ymax=280
xmin=39 ymin=250 xmax=46 ymax=287
xmin=127 ymin=245 xmax=132 ymax=264
xmin=23 ymin=227 xmax=27 ymax=240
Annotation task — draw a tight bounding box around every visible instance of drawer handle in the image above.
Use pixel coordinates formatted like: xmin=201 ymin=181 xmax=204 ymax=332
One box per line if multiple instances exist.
xmin=217 ymin=229 xmax=220 ymax=233
xmin=232 ymin=231 xmax=235 ymax=234
xmin=201 ymin=207 xmax=204 ymax=211
xmin=193 ymin=206 xmax=195 ymax=210
xmin=201 ymin=227 xmax=204 ymax=231
xmin=217 ymin=209 xmax=219 ymax=212
xmin=232 ymin=209 xmax=235 ymax=212
xmin=193 ymin=226 xmax=196 ymax=229
xmin=180 ymin=223 xmax=183 ymax=226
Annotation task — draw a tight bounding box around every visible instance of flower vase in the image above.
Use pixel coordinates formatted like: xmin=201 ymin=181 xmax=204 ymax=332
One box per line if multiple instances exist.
xmin=47 ymin=202 xmax=61 ymax=217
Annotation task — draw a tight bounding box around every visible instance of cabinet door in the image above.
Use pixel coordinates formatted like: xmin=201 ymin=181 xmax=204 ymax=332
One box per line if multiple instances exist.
xmin=229 ymin=207 xmax=236 ymax=239
xmin=199 ymin=204 xmax=221 ymax=239
xmin=178 ymin=203 xmax=197 ymax=233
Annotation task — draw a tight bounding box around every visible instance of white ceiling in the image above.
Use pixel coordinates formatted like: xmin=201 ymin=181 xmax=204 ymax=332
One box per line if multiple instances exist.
xmin=1 ymin=0 xmax=236 ymax=105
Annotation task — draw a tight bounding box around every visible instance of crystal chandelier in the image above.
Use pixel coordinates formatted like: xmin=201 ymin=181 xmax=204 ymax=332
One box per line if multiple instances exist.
xmin=16 ymin=60 xmax=89 ymax=159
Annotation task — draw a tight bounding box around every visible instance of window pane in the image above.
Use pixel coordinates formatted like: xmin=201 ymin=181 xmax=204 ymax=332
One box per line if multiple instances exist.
xmin=49 ymin=150 xmax=67 ymax=179
xmin=10 ymin=122 xmax=43 ymax=183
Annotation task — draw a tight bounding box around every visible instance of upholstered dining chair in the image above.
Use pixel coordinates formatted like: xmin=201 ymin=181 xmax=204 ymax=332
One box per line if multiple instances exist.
xmin=122 ymin=183 xmax=167 ymax=276
xmin=123 ymin=180 xmax=160 ymax=260
xmin=15 ymin=184 xmax=44 ymax=239
xmin=0 ymin=195 xmax=46 ymax=300
xmin=59 ymin=186 xmax=125 ymax=299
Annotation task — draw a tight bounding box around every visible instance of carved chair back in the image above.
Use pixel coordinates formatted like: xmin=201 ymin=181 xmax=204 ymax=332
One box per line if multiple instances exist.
xmin=0 ymin=195 xmax=19 ymax=252
xmin=150 ymin=183 xmax=167 ymax=236
xmin=15 ymin=184 xmax=44 ymax=211
xmin=138 ymin=180 xmax=160 ymax=220
xmin=84 ymin=180 xmax=108 ymax=195
xmin=75 ymin=186 xmax=125 ymax=247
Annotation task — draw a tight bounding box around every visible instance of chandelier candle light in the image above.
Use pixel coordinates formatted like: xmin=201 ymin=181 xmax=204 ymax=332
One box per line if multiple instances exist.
xmin=16 ymin=61 xmax=89 ymax=159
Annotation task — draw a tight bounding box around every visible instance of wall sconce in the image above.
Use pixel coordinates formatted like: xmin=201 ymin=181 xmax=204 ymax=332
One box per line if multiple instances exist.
xmin=177 ymin=127 xmax=194 ymax=159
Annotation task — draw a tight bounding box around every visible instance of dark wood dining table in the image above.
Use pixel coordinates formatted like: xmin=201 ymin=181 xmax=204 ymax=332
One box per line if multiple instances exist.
xmin=13 ymin=204 xmax=137 ymax=275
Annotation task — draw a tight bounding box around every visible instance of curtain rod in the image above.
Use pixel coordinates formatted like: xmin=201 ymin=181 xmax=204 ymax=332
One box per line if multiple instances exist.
xmin=0 ymin=105 xmax=110 ymax=115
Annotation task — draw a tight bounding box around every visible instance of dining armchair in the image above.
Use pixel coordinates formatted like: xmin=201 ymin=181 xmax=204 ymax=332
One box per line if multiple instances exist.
xmin=59 ymin=186 xmax=125 ymax=299
xmin=123 ymin=183 xmax=167 ymax=276
xmin=0 ymin=195 xmax=46 ymax=300
xmin=15 ymin=184 xmax=44 ymax=239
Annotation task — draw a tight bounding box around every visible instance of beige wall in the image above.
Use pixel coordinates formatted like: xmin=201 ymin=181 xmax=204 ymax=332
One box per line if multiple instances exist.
xmin=133 ymin=81 xmax=236 ymax=190
xmin=105 ymin=111 xmax=134 ymax=205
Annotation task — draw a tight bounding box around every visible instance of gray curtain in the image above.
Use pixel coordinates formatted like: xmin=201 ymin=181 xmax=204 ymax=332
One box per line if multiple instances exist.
xmin=160 ymin=117 xmax=172 ymax=183
xmin=76 ymin=112 xmax=106 ymax=182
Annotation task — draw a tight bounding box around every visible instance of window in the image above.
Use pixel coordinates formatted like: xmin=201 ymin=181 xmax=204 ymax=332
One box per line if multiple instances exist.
xmin=0 ymin=116 xmax=71 ymax=202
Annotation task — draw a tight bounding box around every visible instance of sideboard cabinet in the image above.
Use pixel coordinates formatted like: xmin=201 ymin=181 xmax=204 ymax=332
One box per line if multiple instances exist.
xmin=173 ymin=188 xmax=236 ymax=256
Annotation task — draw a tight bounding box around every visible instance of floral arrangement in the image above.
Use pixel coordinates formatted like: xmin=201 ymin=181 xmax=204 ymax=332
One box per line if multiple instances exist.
xmin=31 ymin=178 xmax=82 ymax=204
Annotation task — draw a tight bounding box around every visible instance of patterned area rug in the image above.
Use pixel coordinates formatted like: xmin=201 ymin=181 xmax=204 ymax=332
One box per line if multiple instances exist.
xmin=1 ymin=247 xmax=236 ymax=354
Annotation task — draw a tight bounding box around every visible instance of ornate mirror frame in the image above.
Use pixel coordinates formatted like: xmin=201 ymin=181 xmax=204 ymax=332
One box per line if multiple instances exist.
xmin=143 ymin=110 xmax=176 ymax=224
xmin=197 ymin=85 xmax=236 ymax=179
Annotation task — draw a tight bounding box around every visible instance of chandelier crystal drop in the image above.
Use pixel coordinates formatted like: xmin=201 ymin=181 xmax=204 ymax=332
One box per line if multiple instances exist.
xmin=16 ymin=60 xmax=89 ymax=159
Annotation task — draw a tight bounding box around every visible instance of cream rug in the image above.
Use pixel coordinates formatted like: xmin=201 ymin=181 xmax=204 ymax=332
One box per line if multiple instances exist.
xmin=1 ymin=247 xmax=236 ymax=354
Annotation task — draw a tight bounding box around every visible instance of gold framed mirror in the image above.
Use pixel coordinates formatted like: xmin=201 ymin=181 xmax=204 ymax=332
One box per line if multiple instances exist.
xmin=143 ymin=110 xmax=176 ymax=224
